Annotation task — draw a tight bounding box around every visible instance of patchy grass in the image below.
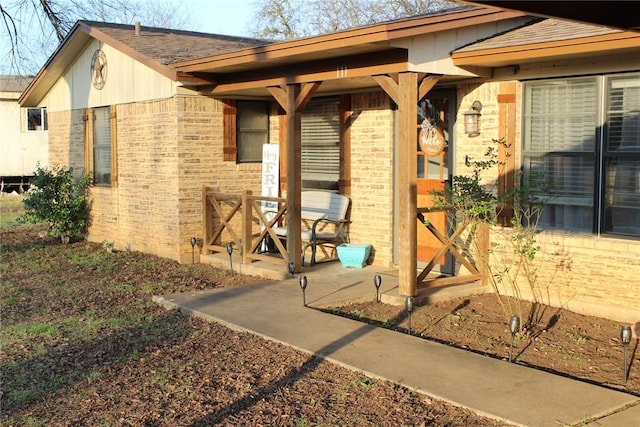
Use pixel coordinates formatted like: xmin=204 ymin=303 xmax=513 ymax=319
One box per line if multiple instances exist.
xmin=1 ymin=224 xmax=505 ymax=426
xmin=0 ymin=194 xmax=25 ymax=227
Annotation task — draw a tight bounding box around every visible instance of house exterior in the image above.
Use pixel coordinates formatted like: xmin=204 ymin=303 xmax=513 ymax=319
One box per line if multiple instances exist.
xmin=19 ymin=6 xmax=640 ymax=323
xmin=0 ymin=75 xmax=48 ymax=191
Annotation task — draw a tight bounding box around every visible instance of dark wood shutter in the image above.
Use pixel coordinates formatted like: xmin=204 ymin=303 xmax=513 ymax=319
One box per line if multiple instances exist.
xmin=222 ymin=100 xmax=237 ymax=162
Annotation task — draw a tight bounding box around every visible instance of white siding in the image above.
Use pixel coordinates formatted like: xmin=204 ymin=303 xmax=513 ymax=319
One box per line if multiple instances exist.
xmin=0 ymin=92 xmax=49 ymax=176
xmin=393 ymin=17 xmax=532 ymax=76
xmin=42 ymin=40 xmax=179 ymax=112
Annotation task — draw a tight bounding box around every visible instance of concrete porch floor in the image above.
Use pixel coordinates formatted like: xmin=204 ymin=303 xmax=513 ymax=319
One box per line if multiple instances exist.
xmin=199 ymin=252 xmax=493 ymax=308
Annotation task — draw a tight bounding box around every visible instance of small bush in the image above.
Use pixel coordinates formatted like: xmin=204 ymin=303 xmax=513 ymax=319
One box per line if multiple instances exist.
xmin=20 ymin=166 xmax=90 ymax=242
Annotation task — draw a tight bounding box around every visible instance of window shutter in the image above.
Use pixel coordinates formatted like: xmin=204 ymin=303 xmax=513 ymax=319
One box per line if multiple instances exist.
xmin=301 ymin=97 xmax=340 ymax=191
xmin=223 ymin=100 xmax=237 ymax=161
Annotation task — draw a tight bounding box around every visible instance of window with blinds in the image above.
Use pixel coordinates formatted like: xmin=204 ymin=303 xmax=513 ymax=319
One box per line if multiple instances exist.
xmin=604 ymin=74 xmax=640 ymax=236
xmin=93 ymin=106 xmax=112 ymax=186
xmin=301 ymin=96 xmax=340 ymax=191
xmin=523 ymin=73 xmax=640 ymax=237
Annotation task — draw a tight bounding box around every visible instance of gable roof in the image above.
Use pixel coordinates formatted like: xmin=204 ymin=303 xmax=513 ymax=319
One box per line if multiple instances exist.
xmin=19 ymin=20 xmax=271 ymax=106
xmin=452 ymin=18 xmax=640 ymax=67
xmin=82 ymin=21 xmax=272 ymax=66
xmin=460 ymin=1 xmax=640 ymax=31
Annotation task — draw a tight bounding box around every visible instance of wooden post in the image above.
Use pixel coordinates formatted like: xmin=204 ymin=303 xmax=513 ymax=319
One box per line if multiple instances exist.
xmin=477 ymin=222 xmax=490 ymax=285
xmin=286 ymin=84 xmax=303 ymax=272
xmin=202 ymin=185 xmax=213 ymax=255
xmin=242 ymin=190 xmax=253 ymax=264
xmin=398 ymin=72 xmax=419 ymax=296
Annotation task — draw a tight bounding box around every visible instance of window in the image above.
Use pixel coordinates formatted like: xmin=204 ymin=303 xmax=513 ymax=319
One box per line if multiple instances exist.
xmin=85 ymin=106 xmax=116 ymax=186
xmin=236 ymin=100 xmax=269 ymax=163
xmin=523 ymin=73 xmax=640 ymax=237
xmin=301 ymin=96 xmax=341 ymax=191
xmin=26 ymin=107 xmax=47 ymax=131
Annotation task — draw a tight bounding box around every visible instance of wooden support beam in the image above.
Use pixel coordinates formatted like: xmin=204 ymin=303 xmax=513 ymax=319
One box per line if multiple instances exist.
xmin=268 ymin=82 xmax=319 ymax=273
xmin=373 ymin=75 xmax=399 ymax=104
xmin=418 ymin=75 xmax=440 ymax=102
xmin=397 ymin=72 xmax=419 ymax=296
xmin=285 ymin=84 xmax=303 ymax=272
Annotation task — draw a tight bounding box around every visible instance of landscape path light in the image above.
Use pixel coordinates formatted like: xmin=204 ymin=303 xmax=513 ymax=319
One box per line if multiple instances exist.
xmin=226 ymin=242 xmax=234 ymax=275
xmin=509 ymin=315 xmax=520 ymax=363
xmin=405 ymin=296 xmax=414 ymax=334
xmin=288 ymin=261 xmax=295 ymax=278
xmin=621 ymin=325 xmax=632 ymax=384
xmin=190 ymin=237 xmax=197 ymax=264
xmin=299 ymin=275 xmax=308 ymax=307
xmin=374 ymin=274 xmax=382 ymax=302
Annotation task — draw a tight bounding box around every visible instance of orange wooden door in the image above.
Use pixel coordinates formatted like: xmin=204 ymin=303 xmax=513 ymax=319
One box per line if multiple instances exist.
xmin=416 ymin=93 xmax=452 ymax=270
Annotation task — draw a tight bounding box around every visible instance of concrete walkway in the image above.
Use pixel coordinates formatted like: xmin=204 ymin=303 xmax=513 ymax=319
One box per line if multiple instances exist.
xmin=154 ymin=260 xmax=640 ymax=426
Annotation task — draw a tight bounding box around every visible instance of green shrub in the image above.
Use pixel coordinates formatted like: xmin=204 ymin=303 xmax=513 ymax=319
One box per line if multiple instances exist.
xmin=20 ymin=166 xmax=91 ymax=242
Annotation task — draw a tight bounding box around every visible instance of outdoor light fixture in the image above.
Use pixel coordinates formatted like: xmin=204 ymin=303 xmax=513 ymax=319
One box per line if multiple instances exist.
xmin=621 ymin=325 xmax=632 ymax=384
xmin=190 ymin=236 xmax=197 ymax=264
xmin=405 ymin=297 xmax=414 ymax=334
xmin=463 ymin=100 xmax=482 ymax=137
xmin=226 ymin=242 xmax=234 ymax=275
xmin=374 ymin=275 xmax=382 ymax=302
xmin=288 ymin=261 xmax=295 ymax=278
xmin=509 ymin=315 xmax=520 ymax=363
xmin=299 ymin=275 xmax=308 ymax=307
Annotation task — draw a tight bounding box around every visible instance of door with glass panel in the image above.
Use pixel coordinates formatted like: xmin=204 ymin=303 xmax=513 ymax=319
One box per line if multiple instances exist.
xmin=417 ymin=90 xmax=455 ymax=274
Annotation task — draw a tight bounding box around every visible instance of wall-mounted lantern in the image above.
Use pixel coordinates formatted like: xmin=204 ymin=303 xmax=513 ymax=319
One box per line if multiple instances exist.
xmin=463 ymin=101 xmax=482 ymax=137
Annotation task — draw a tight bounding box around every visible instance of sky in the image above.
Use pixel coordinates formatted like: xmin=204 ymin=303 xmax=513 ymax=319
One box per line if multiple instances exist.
xmin=0 ymin=0 xmax=257 ymax=74
xmin=184 ymin=0 xmax=255 ymax=37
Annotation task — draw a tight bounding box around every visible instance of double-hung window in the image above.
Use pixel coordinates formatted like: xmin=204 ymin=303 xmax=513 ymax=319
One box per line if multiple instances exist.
xmin=85 ymin=106 xmax=116 ymax=186
xmin=523 ymin=73 xmax=640 ymax=237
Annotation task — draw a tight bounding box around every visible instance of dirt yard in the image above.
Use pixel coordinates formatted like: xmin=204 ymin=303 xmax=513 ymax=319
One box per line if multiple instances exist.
xmin=2 ymin=224 xmax=509 ymax=426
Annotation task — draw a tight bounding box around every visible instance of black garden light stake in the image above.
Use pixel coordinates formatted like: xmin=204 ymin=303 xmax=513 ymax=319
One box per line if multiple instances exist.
xmin=405 ymin=297 xmax=414 ymax=334
xmin=288 ymin=261 xmax=295 ymax=278
xmin=621 ymin=325 xmax=632 ymax=384
xmin=509 ymin=315 xmax=520 ymax=363
xmin=226 ymin=242 xmax=234 ymax=275
xmin=299 ymin=275 xmax=308 ymax=307
xmin=190 ymin=237 xmax=197 ymax=264
xmin=374 ymin=275 xmax=382 ymax=302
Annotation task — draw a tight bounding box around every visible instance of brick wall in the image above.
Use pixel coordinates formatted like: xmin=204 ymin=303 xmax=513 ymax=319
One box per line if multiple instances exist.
xmin=456 ymin=80 xmax=639 ymax=323
xmin=47 ymin=109 xmax=85 ymax=173
xmin=349 ymin=92 xmax=395 ymax=267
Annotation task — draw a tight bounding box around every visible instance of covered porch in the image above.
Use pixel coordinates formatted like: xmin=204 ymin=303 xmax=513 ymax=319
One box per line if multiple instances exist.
xmin=173 ymin=7 xmax=523 ymax=297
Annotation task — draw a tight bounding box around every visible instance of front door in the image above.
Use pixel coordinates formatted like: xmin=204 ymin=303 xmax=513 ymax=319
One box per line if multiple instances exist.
xmin=416 ymin=90 xmax=455 ymax=274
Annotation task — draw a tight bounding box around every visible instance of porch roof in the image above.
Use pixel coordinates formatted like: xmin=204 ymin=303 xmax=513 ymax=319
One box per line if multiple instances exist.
xmin=169 ymin=6 xmax=527 ymax=97
xmin=452 ymin=18 xmax=640 ymax=68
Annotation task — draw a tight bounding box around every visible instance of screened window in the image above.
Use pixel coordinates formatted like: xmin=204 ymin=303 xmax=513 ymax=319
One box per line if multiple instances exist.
xmin=523 ymin=73 xmax=640 ymax=237
xmin=236 ymin=100 xmax=268 ymax=163
xmin=93 ymin=107 xmax=112 ymax=185
xmin=26 ymin=107 xmax=47 ymax=131
xmin=301 ymin=96 xmax=340 ymax=191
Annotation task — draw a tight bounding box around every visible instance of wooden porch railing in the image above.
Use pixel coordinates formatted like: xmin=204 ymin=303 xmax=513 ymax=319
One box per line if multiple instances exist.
xmin=202 ymin=186 xmax=290 ymax=266
xmin=202 ymin=186 xmax=488 ymax=287
xmin=416 ymin=207 xmax=489 ymax=289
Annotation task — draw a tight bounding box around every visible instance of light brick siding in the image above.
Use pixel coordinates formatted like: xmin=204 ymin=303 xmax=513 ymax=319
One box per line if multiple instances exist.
xmin=349 ymin=92 xmax=395 ymax=267
xmin=47 ymin=109 xmax=85 ymax=175
xmin=456 ymin=80 xmax=639 ymax=323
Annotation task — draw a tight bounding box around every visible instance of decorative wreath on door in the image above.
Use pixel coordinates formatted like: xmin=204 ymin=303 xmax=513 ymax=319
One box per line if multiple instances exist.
xmin=419 ymin=118 xmax=445 ymax=156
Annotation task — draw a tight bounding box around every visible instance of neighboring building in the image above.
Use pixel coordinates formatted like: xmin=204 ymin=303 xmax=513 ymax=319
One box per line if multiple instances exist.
xmin=19 ymin=6 xmax=640 ymax=323
xmin=0 ymin=75 xmax=49 ymax=191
